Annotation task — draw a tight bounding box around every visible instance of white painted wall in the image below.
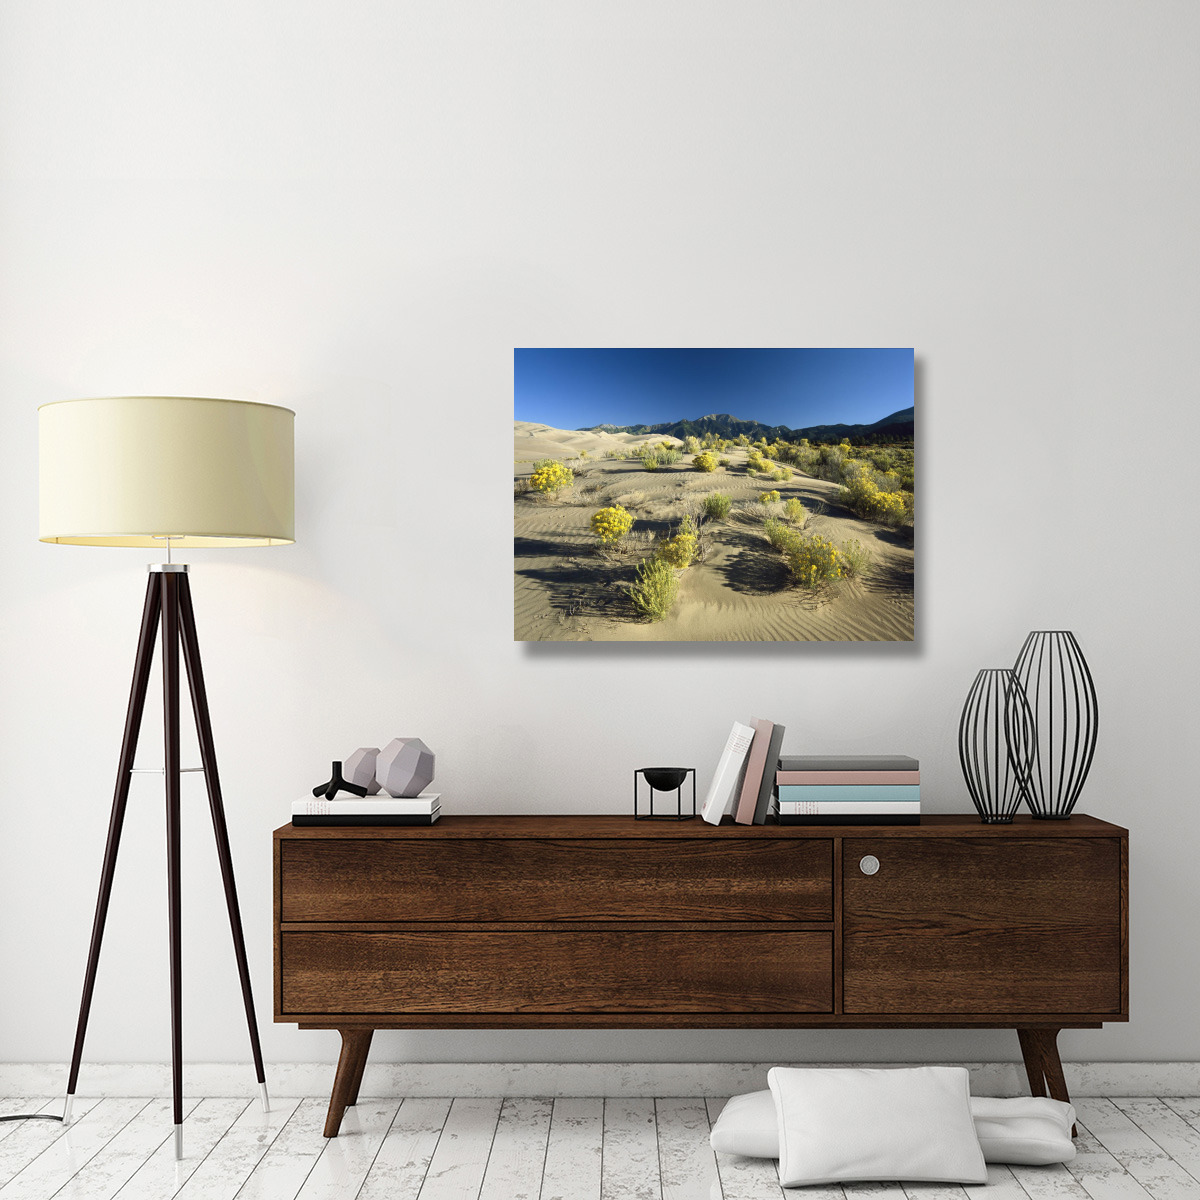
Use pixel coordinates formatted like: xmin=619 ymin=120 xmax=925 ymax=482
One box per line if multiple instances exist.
xmin=0 ymin=1 xmax=1195 ymax=1072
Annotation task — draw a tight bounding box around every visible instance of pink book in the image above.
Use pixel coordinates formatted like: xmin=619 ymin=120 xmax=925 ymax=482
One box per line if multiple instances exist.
xmin=734 ymin=719 xmax=775 ymax=825
xmin=775 ymin=770 xmax=920 ymax=785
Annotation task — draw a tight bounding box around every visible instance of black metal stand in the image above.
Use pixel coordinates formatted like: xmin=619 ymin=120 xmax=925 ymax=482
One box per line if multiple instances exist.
xmin=633 ymin=768 xmax=697 ymax=819
xmin=64 ymin=565 xmax=268 ymax=1159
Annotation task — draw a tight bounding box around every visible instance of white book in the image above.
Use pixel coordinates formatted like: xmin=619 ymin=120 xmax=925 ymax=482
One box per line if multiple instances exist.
xmin=700 ymin=721 xmax=756 ymax=825
xmin=293 ymin=792 xmax=441 ymax=817
xmin=778 ymin=800 xmax=921 ymax=815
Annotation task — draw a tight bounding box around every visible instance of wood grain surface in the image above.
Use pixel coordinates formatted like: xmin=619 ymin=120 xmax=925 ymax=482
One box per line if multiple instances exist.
xmin=279 ymin=836 xmax=833 ymax=923
xmin=842 ymin=836 xmax=1123 ymax=1015
xmin=280 ymin=928 xmax=833 ymax=1015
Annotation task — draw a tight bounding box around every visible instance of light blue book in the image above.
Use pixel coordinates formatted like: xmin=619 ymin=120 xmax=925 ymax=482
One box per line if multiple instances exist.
xmin=776 ymin=784 xmax=920 ymax=804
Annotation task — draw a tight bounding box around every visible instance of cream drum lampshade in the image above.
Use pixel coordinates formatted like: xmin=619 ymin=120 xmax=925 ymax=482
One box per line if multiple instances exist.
xmin=39 ymin=396 xmax=294 ymax=547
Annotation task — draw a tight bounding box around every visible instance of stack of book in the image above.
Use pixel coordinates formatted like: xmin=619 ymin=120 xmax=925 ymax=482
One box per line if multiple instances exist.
xmin=775 ymin=755 xmax=920 ymax=825
xmin=291 ymin=793 xmax=441 ymax=827
xmin=700 ymin=718 xmax=786 ymax=825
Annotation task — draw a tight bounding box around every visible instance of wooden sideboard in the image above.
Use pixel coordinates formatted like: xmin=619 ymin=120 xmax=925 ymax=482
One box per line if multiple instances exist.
xmin=273 ymin=814 xmax=1128 ymax=1137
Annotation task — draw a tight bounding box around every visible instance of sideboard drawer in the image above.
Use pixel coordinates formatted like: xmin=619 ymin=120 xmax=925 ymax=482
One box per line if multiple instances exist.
xmin=279 ymin=837 xmax=833 ymax=923
xmin=279 ymin=928 xmax=833 ymax=1015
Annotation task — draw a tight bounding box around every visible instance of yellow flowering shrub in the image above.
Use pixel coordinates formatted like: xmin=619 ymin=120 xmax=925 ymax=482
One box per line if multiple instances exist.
xmin=529 ymin=460 xmax=574 ymax=495
xmin=692 ymin=452 xmax=718 ymax=472
xmin=759 ymin=489 xmax=781 ymax=504
xmin=783 ymin=497 xmax=806 ymax=525
xmin=781 ymin=532 xmax=845 ymax=589
xmin=591 ymin=504 xmax=634 ymax=545
xmin=702 ymin=492 xmax=732 ymax=520
xmin=656 ymin=530 xmax=698 ymax=568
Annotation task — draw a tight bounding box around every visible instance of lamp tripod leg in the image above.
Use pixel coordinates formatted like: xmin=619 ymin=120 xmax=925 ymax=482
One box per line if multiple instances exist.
xmin=177 ymin=574 xmax=269 ymax=1109
xmin=162 ymin=572 xmax=184 ymax=1159
xmin=65 ymin=576 xmax=162 ymax=1124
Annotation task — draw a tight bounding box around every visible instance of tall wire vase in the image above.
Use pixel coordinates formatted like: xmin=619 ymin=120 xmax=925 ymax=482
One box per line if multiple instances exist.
xmin=958 ymin=668 xmax=1036 ymax=823
xmin=1012 ymin=630 xmax=1098 ymax=819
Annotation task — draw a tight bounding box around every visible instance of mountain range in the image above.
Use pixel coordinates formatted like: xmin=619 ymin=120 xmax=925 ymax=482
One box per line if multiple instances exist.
xmin=581 ymin=406 xmax=914 ymax=445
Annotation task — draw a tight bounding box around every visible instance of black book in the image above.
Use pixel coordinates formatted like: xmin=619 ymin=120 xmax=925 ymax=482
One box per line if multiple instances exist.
xmin=292 ymin=813 xmax=440 ymax=827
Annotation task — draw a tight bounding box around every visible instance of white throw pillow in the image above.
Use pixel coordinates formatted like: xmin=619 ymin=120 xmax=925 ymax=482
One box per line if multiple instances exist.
xmin=971 ymin=1096 xmax=1076 ymax=1165
xmin=767 ymin=1067 xmax=987 ymax=1186
xmin=710 ymin=1088 xmax=1076 ymax=1167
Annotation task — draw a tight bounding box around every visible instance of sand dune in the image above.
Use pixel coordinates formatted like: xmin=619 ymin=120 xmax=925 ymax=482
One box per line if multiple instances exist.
xmin=514 ymin=424 xmax=914 ymax=642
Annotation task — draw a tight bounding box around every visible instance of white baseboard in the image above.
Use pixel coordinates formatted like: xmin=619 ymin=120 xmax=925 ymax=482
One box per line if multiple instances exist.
xmin=2 ymin=1061 xmax=1197 ymax=1098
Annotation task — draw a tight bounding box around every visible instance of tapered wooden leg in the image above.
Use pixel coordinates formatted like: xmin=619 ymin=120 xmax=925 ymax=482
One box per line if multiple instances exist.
xmin=1017 ymin=1028 xmax=1048 ymax=1097
xmin=177 ymin=574 xmax=268 ymax=1104
xmin=345 ymin=1030 xmax=374 ymax=1107
xmin=325 ymin=1029 xmax=374 ymax=1137
xmin=162 ymin=573 xmax=184 ymax=1158
xmin=1017 ymin=1027 xmax=1076 ymax=1136
xmin=66 ymin=575 xmax=162 ymax=1118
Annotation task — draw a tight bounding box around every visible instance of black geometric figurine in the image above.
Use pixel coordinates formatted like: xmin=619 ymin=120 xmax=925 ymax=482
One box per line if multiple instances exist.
xmin=958 ymin=668 xmax=1037 ymax=824
xmin=1012 ymin=630 xmax=1099 ymax=819
xmin=634 ymin=767 xmax=696 ymax=820
xmin=313 ymin=760 xmax=369 ymax=801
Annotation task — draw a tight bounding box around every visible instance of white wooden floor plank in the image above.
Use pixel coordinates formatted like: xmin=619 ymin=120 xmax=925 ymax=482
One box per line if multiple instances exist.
xmin=1117 ymin=1100 xmax=1200 ymax=1185
xmin=50 ymin=1098 xmax=200 ymax=1200
xmin=0 ymin=1101 xmax=56 ymax=1147
xmin=900 ymin=1183 xmax=968 ymax=1200
xmin=1161 ymin=1102 xmax=1200 ymax=1134
xmin=707 ymin=1096 xmax=782 ymax=1200
xmin=541 ymin=1097 xmax=603 ymax=1200
xmin=475 ymin=1096 xmax=552 ymax=1200
xmin=290 ymin=1099 xmax=400 ymax=1200
xmin=1074 ymin=1100 xmax=1200 ymax=1200
xmin=1009 ymin=1161 xmax=1094 ymax=1200
xmin=171 ymin=1097 xmax=300 ymax=1200
xmin=966 ymin=1164 xmax=1028 ymax=1200
xmin=0 ymin=1097 xmax=147 ymax=1200
xmin=356 ymin=1097 xmax=451 ymax=1200
xmin=0 ymin=1097 xmax=101 ymax=1190
xmin=233 ymin=1097 xmax=331 ymax=1200
xmin=602 ymin=1098 xmax=662 ymax=1200
xmin=412 ymin=1096 xmax=501 ymax=1200
xmin=843 ymin=1184 xmax=908 ymax=1200
xmin=656 ymin=1098 xmax=721 ymax=1200
xmin=1064 ymin=1116 xmax=1157 ymax=1200
xmin=111 ymin=1097 xmax=250 ymax=1200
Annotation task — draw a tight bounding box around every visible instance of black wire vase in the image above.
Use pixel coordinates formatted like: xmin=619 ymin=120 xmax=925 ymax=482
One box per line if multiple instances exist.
xmin=1012 ymin=630 xmax=1098 ymax=819
xmin=958 ymin=668 xmax=1037 ymax=823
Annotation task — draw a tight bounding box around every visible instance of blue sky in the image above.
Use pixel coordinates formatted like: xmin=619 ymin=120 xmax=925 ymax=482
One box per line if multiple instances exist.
xmin=514 ymin=348 xmax=913 ymax=430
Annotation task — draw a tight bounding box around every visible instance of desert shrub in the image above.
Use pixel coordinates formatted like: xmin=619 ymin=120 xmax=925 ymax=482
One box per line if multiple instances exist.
xmin=763 ymin=518 xmax=802 ymax=555
xmin=658 ymin=448 xmax=683 ymax=465
xmin=530 ymin=460 xmax=574 ymax=495
xmin=718 ymin=457 xmax=731 ymax=467
xmin=703 ymin=492 xmax=732 ymax=520
xmin=514 ymin=477 xmax=532 ymax=497
xmin=628 ymin=557 xmax=679 ymax=622
xmin=771 ymin=468 xmax=789 ymax=482
xmin=746 ymin=451 xmax=768 ymax=472
xmin=783 ymin=497 xmax=806 ymax=525
xmin=837 ymin=462 xmax=913 ymax=527
xmin=642 ymin=457 xmax=660 ymax=471
xmin=604 ymin=447 xmax=628 ymax=459
xmin=655 ymin=516 xmax=698 ymax=568
xmin=683 ymin=435 xmax=702 ymax=454
xmin=591 ymin=504 xmax=633 ymax=545
xmin=692 ymin=452 xmax=718 ymax=473
xmin=759 ymin=489 xmax=781 ymax=504
xmin=578 ymin=449 xmax=590 ymax=459
xmin=779 ymin=532 xmax=846 ymax=589
xmin=840 ymin=538 xmax=871 ymax=577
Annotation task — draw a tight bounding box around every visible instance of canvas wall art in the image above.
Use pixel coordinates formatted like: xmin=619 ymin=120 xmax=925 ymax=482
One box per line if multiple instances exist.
xmin=514 ymin=348 xmax=914 ymax=642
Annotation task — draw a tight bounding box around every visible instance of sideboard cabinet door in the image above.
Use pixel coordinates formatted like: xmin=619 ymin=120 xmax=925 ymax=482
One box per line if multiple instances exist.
xmin=842 ymin=837 xmax=1123 ymax=1015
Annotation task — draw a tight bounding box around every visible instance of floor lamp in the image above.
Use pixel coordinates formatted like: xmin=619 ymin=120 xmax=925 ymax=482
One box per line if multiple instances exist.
xmin=39 ymin=396 xmax=295 ymax=1160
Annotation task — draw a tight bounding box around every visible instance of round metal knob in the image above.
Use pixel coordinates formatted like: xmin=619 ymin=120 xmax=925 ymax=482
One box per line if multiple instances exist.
xmin=859 ymin=855 xmax=880 ymax=876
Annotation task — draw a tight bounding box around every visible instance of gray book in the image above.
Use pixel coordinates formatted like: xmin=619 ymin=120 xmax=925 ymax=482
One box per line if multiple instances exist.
xmin=752 ymin=724 xmax=786 ymax=825
xmin=777 ymin=755 xmax=918 ymax=772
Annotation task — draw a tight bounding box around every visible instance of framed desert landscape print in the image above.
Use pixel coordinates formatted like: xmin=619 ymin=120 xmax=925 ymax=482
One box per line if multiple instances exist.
xmin=514 ymin=347 xmax=914 ymax=642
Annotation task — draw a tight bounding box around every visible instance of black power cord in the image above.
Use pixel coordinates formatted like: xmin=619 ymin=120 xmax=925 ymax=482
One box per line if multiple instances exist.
xmin=0 ymin=1114 xmax=63 ymax=1122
